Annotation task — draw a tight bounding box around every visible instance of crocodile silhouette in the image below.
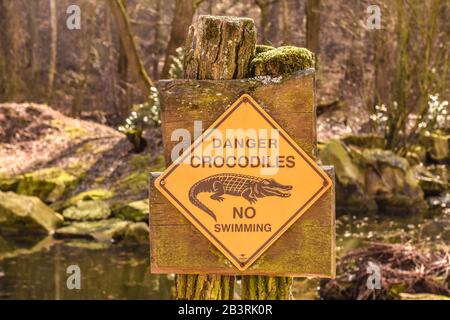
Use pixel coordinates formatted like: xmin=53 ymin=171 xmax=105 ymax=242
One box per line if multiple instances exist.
xmin=188 ymin=173 xmax=292 ymax=221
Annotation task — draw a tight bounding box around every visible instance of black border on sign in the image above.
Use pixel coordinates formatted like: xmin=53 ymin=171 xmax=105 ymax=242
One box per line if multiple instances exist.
xmin=159 ymin=96 xmax=329 ymax=269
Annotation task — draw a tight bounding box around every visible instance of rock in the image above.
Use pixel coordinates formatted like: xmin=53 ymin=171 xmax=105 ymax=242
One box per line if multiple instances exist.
xmin=361 ymin=149 xmax=426 ymax=215
xmin=420 ymin=220 xmax=446 ymax=240
xmin=62 ymin=200 xmax=111 ymax=221
xmin=405 ymin=145 xmax=427 ymax=166
xmin=421 ymin=132 xmax=449 ymax=163
xmin=414 ymin=165 xmax=448 ymax=196
xmin=0 ymin=174 xmax=19 ymax=192
xmin=123 ymin=222 xmax=149 ymax=244
xmin=319 ymin=139 xmax=376 ymax=213
xmin=54 ymin=219 xmax=130 ymax=242
xmin=319 ymin=140 xmax=427 ymax=215
xmin=0 ymin=191 xmax=63 ymax=235
xmin=399 ymin=293 xmax=450 ymax=300
xmin=426 ymin=192 xmax=450 ymax=217
xmin=16 ymin=167 xmax=78 ymax=203
xmin=63 ymin=188 xmax=114 ymax=208
xmin=341 ymin=134 xmax=386 ymax=149
xmin=251 ymin=46 xmax=314 ymax=77
xmin=114 ymin=199 xmax=149 ymax=222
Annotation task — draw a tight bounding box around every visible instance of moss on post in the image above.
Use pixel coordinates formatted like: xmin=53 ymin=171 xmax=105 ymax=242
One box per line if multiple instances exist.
xmin=251 ymin=46 xmax=314 ymax=77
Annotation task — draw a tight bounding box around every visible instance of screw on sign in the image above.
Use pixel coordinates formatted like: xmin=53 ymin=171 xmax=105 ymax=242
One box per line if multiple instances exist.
xmin=155 ymin=94 xmax=332 ymax=271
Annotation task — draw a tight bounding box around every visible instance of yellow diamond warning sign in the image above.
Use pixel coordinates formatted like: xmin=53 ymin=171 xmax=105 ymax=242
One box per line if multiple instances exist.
xmin=155 ymin=94 xmax=332 ymax=271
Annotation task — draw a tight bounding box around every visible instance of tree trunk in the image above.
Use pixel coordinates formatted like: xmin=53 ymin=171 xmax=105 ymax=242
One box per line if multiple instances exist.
xmin=0 ymin=0 xmax=22 ymax=100
xmin=281 ymin=0 xmax=291 ymax=44
xmin=151 ymin=0 xmax=161 ymax=79
xmin=160 ymin=0 xmax=202 ymax=79
xmin=27 ymin=0 xmax=39 ymax=98
xmin=305 ymin=0 xmax=321 ymax=56
xmin=255 ymin=0 xmax=271 ymax=44
xmin=175 ymin=15 xmax=257 ymax=300
xmin=47 ymin=0 xmax=57 ymax=100
xmin=109 ymin=0 xmax=153 ymax=99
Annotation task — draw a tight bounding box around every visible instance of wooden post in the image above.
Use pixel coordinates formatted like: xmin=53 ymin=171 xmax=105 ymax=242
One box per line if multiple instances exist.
xmin=173 ymin=15 xmax=256 ymax=300
xmin=152 ymin=15 xmax=334 ymax=300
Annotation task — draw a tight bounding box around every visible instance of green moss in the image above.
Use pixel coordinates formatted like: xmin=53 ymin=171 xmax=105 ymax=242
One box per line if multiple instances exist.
xmin=0 ymin=191 xmax=63 ymax=234
xmin=255 ymin=44 xmax=275 ymax=55
xmin=251 ymin=46 xmax=314 ymax=77
xmin=361 ymin=149 xmax=410 ymax=172
xmin=319 ymin=139 xmax=364 ymax=187
xmin=16 ymin=167 xmax=79 ymax=203
xmin=62 ymin=200 xmax=111 ymax=221
xmin=0 ymin=174 xmax=19 ymax=192
xmin=115 ymin=171 xmax=147 ymax=193
xmin=113 ymin=199 xmax=149 ymax=222
xmin=341 ymin=134 xmax=386 ymax=149
xmin=63 ymin=188 xmax=114 ymax=208
xmin=204 ymin=17 xmax=220 ymax=41
xmin=51 ymin=120 xmax=87 ymax=139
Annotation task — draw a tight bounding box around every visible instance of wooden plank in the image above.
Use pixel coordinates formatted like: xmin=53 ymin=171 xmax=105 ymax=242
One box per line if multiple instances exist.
xmin=149 ymin=166 xmax=335 ymax=277
xmin=157 ymin=69 xmax=317 ymax=165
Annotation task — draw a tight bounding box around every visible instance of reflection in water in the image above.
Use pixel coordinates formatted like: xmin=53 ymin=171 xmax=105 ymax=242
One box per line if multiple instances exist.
xmin=0 ymin=241 xmax=173 ymax=299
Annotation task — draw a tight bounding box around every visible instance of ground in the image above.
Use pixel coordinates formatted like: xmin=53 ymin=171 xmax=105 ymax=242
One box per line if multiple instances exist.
xmin=0 ymin=102 xmax=163 ymax=202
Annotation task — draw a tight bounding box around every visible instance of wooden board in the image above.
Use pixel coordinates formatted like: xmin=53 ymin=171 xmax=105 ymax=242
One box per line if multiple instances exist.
xmin=149 ymin=166 xmax=335 ymax=277
xmin=157 ymin=69 xmax=317 ymax=165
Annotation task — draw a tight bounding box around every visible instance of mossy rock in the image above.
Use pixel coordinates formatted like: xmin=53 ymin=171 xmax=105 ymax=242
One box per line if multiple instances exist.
xmin=251 ymin=46 xmax=314 ymax=77
xmin=319 ymin=140 xmax=427 ymax=215
xmin=406 ymin=145 xmax=427 ymax=166
xmin=16 ymin=167 xmax=78 ymax=203
xmin=414 ymin=165 xmax=448 ymax=196
xmin=319 ymin=139 xmax=376 ymax=213
xmin=319 ymin=139 xmax=364 ymax=187
xmin=62 ymin=200 xmax=111 ymax=221
xmin=122 ymin=222 xmax=149 ymax=245
xmin=421 ymin=132 xmax=449 ymax=163
xmin=360 ymin=149 xmax=410 ymax=172
xmin=341 ymin=134 xmax=386 ymax=149
xmin=0 ymin=175 xmax=19 ymax=192
xmin=54 ymin=219 xmax=131 ymax=242
xmin=361 ymin=149 xmax=426 ymax=214
xmin=0 ymin=191 xmax=63 ymax=235
xmin=399 ymin=293 xmax=450 ymax=300
xmin=114 ymin=199 xmax=149 ymax=222
xmin=62 ymin=188 xmax=114 ymax=209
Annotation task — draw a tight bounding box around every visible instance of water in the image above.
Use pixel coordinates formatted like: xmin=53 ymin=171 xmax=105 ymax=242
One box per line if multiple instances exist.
xmin=0 ymin=240 xmax=173 ymax=299
xmin=1 ymin=206 xmax=448 ymax=300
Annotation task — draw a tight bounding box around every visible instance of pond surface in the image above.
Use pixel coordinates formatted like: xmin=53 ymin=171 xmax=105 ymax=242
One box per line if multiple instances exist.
xmin=1 ymin=202 xmax=448 ymax=300
xmin=0 ymin=242 xmax=173 ymax=300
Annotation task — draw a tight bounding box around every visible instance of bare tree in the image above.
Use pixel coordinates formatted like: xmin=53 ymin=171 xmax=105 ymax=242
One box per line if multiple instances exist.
xmin=109 ymin=0 xmax=153 ymax=99
xmin=47 ymin=0 xmax=57 ymax=100
xmin=305 ymin=0 xmax=320 ymax=56
xmin=160 ymin=0 xmax=204 ymax=79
